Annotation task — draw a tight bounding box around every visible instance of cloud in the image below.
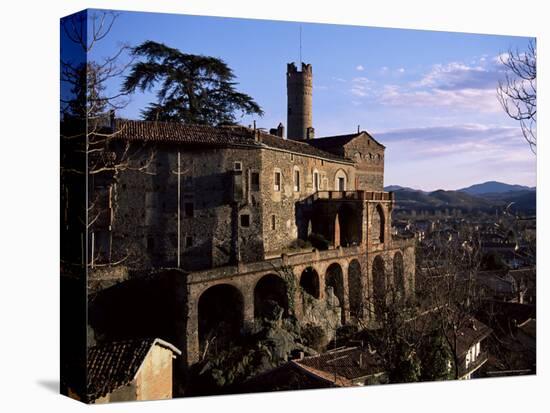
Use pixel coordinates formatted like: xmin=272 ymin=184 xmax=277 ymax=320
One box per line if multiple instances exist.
xmin=397 ymin=68 xmax=405 ymax=73
xmin=379 ymin=85 xmax=502 ymax=112
xmin=412 ymin=61 xmax=502 ymax=91
xmin=350 ymin=76 xmax=372 ymax=97
xmin=374 ymin=124 xmax=536 ymax=190
xmin=356 ymin=64 xmax=365 ymax=71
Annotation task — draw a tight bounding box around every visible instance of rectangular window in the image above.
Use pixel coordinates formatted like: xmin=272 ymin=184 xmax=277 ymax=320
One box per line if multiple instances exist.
xmin=183 ymin=176 xmax=193 ymax=192
xmin=290 ymin=153 xmax=294 ymax=161
xmin=294 ymin=170 xmax=300 ymax=192
xmin=184 ymin=202 xmax=194 ymax=217
xmin=313 ymin=172 xmax=320 ymax=191
xmin=185 ymin=236 xmax=193 ymax=248
xmin=251 ymin=172 xmax=260 ymax=191
xmin=271 ymin=215 xmax=276 ymax=230
xmin=234 ymin=161 xmax=242 ymax=171
xmin=338 ymin=177 xmax=345 ymax=191
xmin=240 ymin=214 xmax=250 ymax=227
xmin=274 ymin=172 xmax=281 ymax=192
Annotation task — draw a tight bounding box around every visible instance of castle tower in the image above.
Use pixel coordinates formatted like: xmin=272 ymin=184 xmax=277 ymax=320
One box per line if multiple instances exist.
xmin=287 ymin=62 xmax=314 ymax=140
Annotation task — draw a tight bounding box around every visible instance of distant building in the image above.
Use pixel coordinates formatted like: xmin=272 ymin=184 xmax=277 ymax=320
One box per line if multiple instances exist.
xmin=238 ymin=346 xmax=385 ymax=392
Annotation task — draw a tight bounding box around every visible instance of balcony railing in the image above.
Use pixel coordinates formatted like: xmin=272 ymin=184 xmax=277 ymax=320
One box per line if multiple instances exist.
xmin=313 ymin=190 xmax=394 ymax=202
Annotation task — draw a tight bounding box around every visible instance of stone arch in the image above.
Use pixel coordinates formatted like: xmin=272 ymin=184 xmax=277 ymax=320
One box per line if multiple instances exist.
xmin=348 ymin=259 xmax=362 ymax=319
xmin=300 ymin=267 xmax=320 ymax=299
xmin=254 ymin=274 xmax=289 ymax=320
xmin=394 ymin=251 xmax=405 ymax=296
xmin=338 ymin=203 xmax=361 ymax=247
xmin=334 ymin=169 xmax=348 ymax=191
xmin=371 ymin=204 xmax=385 ymax=244
xmin=326 ymin=263 xmax=345 ymax=323
xmin=372 ymin=255 xmax=386 ymax=318
xmin=198 ymin=284 xmax=244 ymax=354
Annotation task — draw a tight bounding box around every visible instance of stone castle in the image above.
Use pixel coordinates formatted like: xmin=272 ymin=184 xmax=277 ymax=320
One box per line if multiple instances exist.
xmin=87 ymin=62 xmax=415 ymax=366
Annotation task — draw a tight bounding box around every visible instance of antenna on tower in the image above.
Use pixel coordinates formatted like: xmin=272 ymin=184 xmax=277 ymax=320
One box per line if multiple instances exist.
xmin=299 ymin=25 xmax=302 ymax=64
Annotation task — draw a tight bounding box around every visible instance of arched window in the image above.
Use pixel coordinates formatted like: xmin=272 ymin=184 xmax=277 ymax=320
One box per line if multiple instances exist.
xmin=334 ymin=169 xmax=347 ymax=191
xmin=371 ymin=204 xmax=385 ymax=243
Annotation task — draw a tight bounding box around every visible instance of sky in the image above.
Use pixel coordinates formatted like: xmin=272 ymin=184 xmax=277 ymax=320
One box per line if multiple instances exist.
xmin=83 ymin=9 xmax=536 ymax=191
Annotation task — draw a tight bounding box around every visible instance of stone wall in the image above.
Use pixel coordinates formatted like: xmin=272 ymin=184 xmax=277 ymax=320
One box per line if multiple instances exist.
xmin=259 ymin=146 xmax=356 ymax=254
xmin=135 ymin=344 xmax=175 ymax=401
xmin=111 ymin=144 xmax=265 ymax=272
xmin=109 ymin=141 xmax=358 ymax=273
xmin=343 ymin=136 xmax=385 ymax=191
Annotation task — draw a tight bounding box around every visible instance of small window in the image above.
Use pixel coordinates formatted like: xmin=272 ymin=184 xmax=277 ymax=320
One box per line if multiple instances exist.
xmin=185 ymin=236 xmax=193 ymax=248
xmin=274 ymin=172 xmax=281 ymax=192
xmin=240 ymin=214 xmax=250 ymax=227
xmin=234 ymin=161 xmax=242 ymax=171
xmin=294 ymin=170 xmax=300 ymax=192
xmin=271 ymin=215 xmax=276 ymax=230
xmin=184 ymin=202 xmax=194 ymax=217
xmin=147 ymin=236 xmax=155 ymax=250
xmin=313 ymin=172 xmax=320 ymax=191
xmin=251 ymin=172 xmax=260 ymax=191
xmin=183 ymin=176 xmax=193 ymax=192
xmin=338 ymin=177 xmax=345 ymax=191
xmin=290 ymin=153 xmax=294 ymax=161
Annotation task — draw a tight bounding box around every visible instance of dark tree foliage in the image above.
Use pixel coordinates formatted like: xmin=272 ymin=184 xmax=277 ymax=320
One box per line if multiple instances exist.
xmin=122 ymin=41 xmax=264 ymax=125
xmin=418 ymin=329 xmax=452 ymax=381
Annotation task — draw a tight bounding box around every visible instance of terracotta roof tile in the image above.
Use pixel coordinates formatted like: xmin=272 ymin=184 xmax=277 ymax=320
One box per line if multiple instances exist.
xmin=110 ymin=119 xmax=351 ymax=163
xmin=309 ymin=131 xmax=385 ymax=150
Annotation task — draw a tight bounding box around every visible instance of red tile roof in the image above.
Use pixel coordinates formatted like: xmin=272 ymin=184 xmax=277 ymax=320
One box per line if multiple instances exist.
xmin=110 ymin=119 xmax=352 ymax=163
xmin=309 ymin=131 xmax=385 ymax=150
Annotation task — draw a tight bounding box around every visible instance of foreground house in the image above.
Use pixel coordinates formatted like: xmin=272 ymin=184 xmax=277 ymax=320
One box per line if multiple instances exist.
xmin=85 ymin=338 xmax=181 ymax=403
xmin=456 ymin=318 xmax=492 ymax=379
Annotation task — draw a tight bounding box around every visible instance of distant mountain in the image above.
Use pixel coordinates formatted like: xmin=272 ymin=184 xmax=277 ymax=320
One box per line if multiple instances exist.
xmin=384 ymin=185 xmax=426 ymax=193
xmin=459 ymin=181 xmax=535 ymax=195
xmin=388 ymin=185 xmax=536 ymax=214
xmin=392 ymin=188 xmax=492 ymax=210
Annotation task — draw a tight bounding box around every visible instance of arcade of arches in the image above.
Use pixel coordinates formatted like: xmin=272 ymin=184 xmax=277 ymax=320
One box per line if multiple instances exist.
xmin=194 ymin=249 xmax=414 ymax=356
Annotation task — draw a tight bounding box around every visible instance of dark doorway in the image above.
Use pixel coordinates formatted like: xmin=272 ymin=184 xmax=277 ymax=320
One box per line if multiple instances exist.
xmin=300 ymin=267 xmax=320 ymax=298
xmin=326 ymin=263 xmax=345 ymax=323
xmin=198 ymin=284 xmax=244 ymax=356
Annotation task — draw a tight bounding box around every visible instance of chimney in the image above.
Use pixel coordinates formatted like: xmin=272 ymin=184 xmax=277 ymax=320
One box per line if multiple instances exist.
xmin=306 ymin=126 xmax=315 ymax=140
xmin=269 ymin=123 xmax=285 ymax=138
xmin=277 ymin=122 xmax=285 ymax=138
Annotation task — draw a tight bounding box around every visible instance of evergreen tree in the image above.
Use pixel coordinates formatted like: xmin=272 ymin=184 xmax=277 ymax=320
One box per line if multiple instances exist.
xmin=122 ymin=41 xmax=263 ymax=125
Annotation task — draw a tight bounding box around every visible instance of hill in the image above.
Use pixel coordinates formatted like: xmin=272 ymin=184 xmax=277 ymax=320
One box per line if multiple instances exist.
xmin=459 ymin=181 xmax=534 ymax=195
